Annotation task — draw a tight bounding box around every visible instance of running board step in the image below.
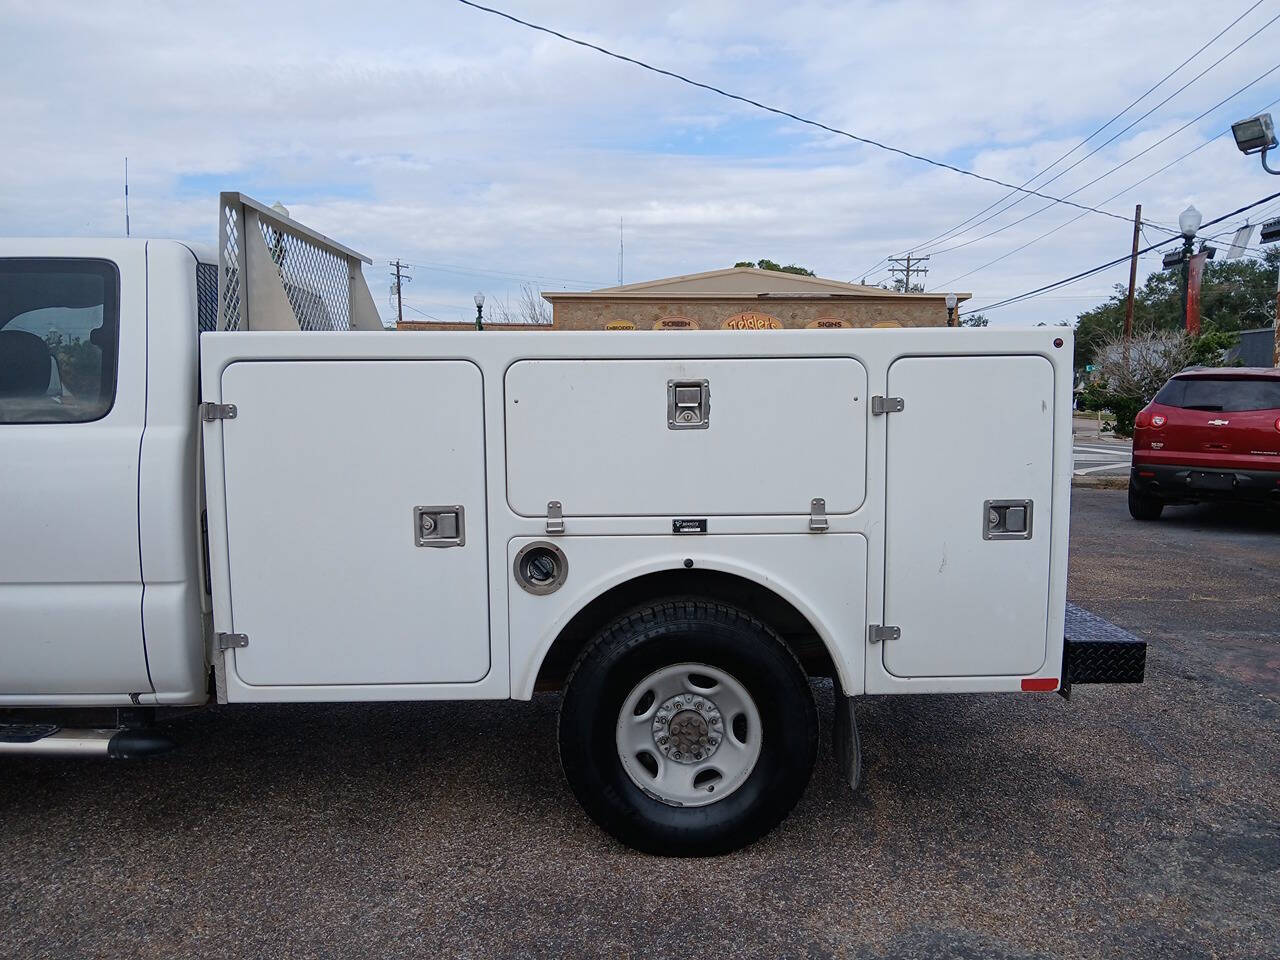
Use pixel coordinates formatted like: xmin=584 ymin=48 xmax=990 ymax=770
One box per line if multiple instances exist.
xmin=0 ymin=724 xmax=175 ymax=758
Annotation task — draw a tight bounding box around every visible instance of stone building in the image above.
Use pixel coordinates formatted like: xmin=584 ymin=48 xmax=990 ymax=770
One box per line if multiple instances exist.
xmin=395 ymin=267 xmax=970 ymax=331
xmin=544 ymin=267 xmax=970 ymax=330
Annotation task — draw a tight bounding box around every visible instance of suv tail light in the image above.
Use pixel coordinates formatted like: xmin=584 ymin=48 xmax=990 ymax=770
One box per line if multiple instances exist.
xmin=1151 ymin=414 xmax=1166 ymax=427
xmin=1135 ymin=410 xmax=1151 ymax=429
xmin=1274 ymin=417 xmax=1280 ymax=432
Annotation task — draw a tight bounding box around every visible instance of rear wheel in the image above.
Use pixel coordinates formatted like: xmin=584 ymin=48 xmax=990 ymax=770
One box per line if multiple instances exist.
xmin=558 ymin=598 xmax=817 ymax=856
xmin=1128 ymin=481 xmax=1164 ymax=521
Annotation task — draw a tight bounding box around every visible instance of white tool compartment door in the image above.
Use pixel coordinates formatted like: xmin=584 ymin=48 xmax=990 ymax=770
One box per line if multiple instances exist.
xmin=506 ymin=358 xmax=867 ymax=517
xmin=882 ymin=355 xmax=1054 ymax=678
xmin=219 ymin=360 xmax=489 ymax=686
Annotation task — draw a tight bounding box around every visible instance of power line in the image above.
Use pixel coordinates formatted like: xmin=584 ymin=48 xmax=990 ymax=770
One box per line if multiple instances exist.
xmin=859 ymin=0 xmax=1271 ymax=278
xmin=393 ymin=258 xmax=606 ymax=288
xmin=961 ymin=190 xmax=1280 ymax=315
xmin=927 ymin=66 xmax=1280 ymax=273
xmin=456 ymin=0 xmax=1157 ymax=229
xmin=914 ymin=6 xmax=1280 ymax=259
xmin=933 ymin=94 xmax=1280 ymax=290
xmin=403 ymin=302 xmax=448 ymax=322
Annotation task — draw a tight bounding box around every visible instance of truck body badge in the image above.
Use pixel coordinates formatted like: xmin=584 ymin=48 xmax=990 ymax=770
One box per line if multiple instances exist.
xmin=672 ymin=518 xmax=707 ymax=534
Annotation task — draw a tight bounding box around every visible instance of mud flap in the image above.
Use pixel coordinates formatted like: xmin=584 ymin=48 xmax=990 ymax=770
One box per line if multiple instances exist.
xmin=832 ymin=680 xmax=862 ymax=791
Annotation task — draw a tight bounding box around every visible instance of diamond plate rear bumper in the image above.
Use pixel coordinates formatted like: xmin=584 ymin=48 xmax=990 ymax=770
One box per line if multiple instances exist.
xmin=1063 ymin=603 xmax=1147 ymax=686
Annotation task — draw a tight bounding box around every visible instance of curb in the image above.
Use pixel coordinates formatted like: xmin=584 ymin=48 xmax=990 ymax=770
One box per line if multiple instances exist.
xmin=1071 ymin=475 xmax=1128 ymax=490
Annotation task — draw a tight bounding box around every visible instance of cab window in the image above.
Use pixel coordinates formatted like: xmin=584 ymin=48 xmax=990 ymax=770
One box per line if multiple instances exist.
xmin=0 ymin=259 xmax=120 ymax=423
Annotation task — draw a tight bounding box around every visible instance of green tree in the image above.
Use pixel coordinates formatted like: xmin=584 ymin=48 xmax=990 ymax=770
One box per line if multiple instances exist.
xmin=1074 ymin=247 xmax=1279 ymax=370
xmin=733 ymin=259 xmax=816 ymax=276
xmin=959 ymin=313 xmax=989 ymax=327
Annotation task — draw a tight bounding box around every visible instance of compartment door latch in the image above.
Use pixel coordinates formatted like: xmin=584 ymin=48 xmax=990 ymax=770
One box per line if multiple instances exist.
xmin=414 ymin=505 xmax=465 ymax=547
xmin=668 ymin=379 xmax=710 ymax=429
xmin=809 ymin=497 xmax=829 ymax=532
xmin=983 ymin=499 xmax=1033 ymax=540
xmin=871 ymin=396 xmax=904 ymax=416
xmin=545 ymin=500 xmax=565 ymax=535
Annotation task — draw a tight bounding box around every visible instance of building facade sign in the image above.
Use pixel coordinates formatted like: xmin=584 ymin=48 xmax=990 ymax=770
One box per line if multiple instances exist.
xmin=654 ymin=317 xmax=699 ymax=330
xmin=805 ymin=318 xmax=853 ymax=329
xmin=722 ymin=312 xmax=782 ymax=330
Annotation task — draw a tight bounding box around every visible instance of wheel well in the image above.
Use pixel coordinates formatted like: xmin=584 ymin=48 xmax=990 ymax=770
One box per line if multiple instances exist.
xmin=533 ymin=569 xmax=835 ymax=692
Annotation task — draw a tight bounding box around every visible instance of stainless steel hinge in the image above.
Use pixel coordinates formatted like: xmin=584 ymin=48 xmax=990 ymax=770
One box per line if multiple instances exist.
xmin=545 ymin=500 xmax=565 ymax=535
xmin=216 ymin=632 xmax=249 ymax=651
xmin=200 ymin=402 xmax=238 ymax=421
xmin=808 ymin=498 xmax=829 ymax=532
xmin=868 ymin=624 xmax=901 ymax=644
xmin=871 ymin=396 xmax=904 ymax=416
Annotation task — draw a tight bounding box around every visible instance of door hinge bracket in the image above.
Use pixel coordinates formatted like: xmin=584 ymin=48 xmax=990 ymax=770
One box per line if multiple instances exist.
xmin=871 ymin=396 xmax=904 ymax=416
xmin=868 ymin=624 xmax=900 ymax=644
xmin=545 ymin=500 xmax=565 ymax=535
xmin=808 ymin=497 xmax=829 ymax=532
xmin=200 ymin=402 xmax=238 ymax=421
xmin=216 ymin=632 xmax=249 ymax=652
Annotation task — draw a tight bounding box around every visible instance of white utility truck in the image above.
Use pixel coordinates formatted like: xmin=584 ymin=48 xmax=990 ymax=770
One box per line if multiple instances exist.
xmin=0 ymin=194 xmax=1146 ymax=855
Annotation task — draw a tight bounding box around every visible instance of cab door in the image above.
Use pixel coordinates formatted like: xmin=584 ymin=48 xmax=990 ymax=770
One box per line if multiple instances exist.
xmin=0 ymin=249 xmax=150 ymax=699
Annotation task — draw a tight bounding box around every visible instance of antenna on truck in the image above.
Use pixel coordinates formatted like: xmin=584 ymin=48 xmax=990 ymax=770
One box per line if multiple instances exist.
xmin=123 ymin=157 xmax=131 ymax=237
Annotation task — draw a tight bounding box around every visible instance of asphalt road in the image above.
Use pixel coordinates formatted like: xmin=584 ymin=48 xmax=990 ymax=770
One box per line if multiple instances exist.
xmin=3 ymin=491 xmax=1277 ymax=959
xmin=1072 ymin=416 xmax=1131 ymax=477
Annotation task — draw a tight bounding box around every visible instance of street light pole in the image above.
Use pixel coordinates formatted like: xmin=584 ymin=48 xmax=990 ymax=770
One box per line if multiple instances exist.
xmin=474 ymin=291 xmax=485 ymax=331
xmin=945 ymin=292 xmax=958 ymax=327
xmin=1178 ymin=204 xmax=1202 ymax=334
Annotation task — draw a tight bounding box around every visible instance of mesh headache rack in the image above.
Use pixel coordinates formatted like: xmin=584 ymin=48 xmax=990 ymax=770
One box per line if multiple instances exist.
xmin=217 ymin=192 xmax=384 ymax=332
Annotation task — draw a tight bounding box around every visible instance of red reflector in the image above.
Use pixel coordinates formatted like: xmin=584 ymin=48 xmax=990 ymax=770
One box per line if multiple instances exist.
xmin=1138 ymin=470 xmax=1155 ymax=478
xmin=1021 ymin=677 xmax=1059 ymax=692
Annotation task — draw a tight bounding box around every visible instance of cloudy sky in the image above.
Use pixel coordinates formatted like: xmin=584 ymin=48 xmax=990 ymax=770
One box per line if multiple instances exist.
xmin=2 ymin=0 xmax=1278 ymax=326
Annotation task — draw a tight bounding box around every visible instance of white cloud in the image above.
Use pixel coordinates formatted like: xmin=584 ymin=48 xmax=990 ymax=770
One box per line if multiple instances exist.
xmin=1 ymin=0 xmax=1277 ymax=325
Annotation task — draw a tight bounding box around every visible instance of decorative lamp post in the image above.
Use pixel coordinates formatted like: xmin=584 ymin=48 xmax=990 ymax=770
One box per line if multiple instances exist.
xmin=1178 ymin=204 xmax=1202 ymax=329
xmin=945 ymin=292 xmax=958 ymax=327
xmin=474 ymin=292 xmax=485 ymax=331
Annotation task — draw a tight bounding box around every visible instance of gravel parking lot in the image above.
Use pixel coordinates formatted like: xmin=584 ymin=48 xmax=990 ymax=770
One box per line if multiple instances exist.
xmin=2 ymin=490 xmax=1277 ymax=960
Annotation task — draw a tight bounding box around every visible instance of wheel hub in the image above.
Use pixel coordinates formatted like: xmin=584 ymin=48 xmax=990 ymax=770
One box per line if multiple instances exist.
xmin=652 ymin=694 xmax=722 ymax=763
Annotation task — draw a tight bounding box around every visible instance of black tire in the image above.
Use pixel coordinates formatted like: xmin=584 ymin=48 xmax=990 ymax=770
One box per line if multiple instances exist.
xmin=558 ymin=598 xmax=817 ymax=857
xmin=1128 ymin=481 xmax=1164 ymax=521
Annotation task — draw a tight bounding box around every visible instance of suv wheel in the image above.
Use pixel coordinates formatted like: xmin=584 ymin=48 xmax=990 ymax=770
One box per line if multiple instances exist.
xmin=1128 ymin=480 xmax=1164 ymax=521
xmin=558 ymin=598 xmax=817 ymax=857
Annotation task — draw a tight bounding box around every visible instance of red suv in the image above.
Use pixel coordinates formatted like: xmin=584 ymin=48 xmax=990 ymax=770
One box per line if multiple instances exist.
xmin=1129 ymin=367 xmax=1280 ymax=520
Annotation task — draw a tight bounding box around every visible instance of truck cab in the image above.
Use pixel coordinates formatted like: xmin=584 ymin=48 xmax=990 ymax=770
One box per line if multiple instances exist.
xmin=0 ymin=239 xmax=209 ymax=706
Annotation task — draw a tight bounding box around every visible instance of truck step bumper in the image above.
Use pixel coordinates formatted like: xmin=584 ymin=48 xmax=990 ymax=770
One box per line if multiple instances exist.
xmin=1063 ymin=603 xmax=1147 ymax=686
xmin=0 ymin=723 xmax=175 ymax=758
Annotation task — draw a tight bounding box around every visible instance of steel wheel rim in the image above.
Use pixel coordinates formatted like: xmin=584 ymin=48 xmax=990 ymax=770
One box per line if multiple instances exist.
xmin=615 ymin=662 xmax=762 ymax=808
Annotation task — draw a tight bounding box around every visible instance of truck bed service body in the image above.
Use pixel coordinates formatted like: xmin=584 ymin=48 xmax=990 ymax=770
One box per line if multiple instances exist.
xmin=0 ymin=195 xmax=1146 ymax=854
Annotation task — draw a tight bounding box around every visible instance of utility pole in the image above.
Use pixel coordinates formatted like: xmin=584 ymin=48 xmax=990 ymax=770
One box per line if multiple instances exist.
xmin=1123 ymin=204 xmax=1141 ymax=367
xmin=390 ymin=260 xmax=410 ymax=327
xmin=887 ymin=253 xmax=929 ymax=292
xmin=1273 ymin=264 xmax=1279 ymax=366
xmin=123 ymin=157 xmax=130 ymax=237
